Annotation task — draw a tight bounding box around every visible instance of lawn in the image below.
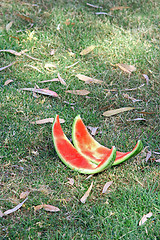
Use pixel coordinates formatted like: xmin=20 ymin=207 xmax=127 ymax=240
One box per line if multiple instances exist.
xmin=0 ymin=0 xmax=159 ymax=239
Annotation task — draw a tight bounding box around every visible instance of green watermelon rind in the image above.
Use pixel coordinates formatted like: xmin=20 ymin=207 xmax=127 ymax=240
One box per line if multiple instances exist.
xmin=52 ymin=115 xmax=116 ymax=174
xmin=72 ymin=115 xmax=143 ymax=166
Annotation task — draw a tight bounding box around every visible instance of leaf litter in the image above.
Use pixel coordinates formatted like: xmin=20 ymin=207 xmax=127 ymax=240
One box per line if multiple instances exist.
xmin=117 ymin=63 xmax=136 ymax=73
xmin=6 ymin=21 xmax=13 ymax=31
xmin=123 ymin=93 xmax=142 ymax=103
xmin=30 ymin=118 xmax=65 ymax=124
xmin=102 ymin=181 xmax=113 ymax=193
xmin=4 ymin=79 xmax=14 ymax=86
xmin=76 ymin=74 xmax=103 ymax=84
xmin=1 ymin=197 xmax=28 ymax=217
xmin=66 ymin=90 xmax=90 ymax=96
xmin=19 ymin=87 xmax=59 ymax=97
xmin=139 ymin=212 xmax=153 ymax=226
xmin=58 ymin=73 xmax=67 ymax=85
xmin=80 ymin=45 xmax=95 ymax=56
xmin=34 ymin=204 xmax=60 ymax=212
xmin=87 ymin=126 xmax=99 ymax=136
xmin=80 ymin=182 xmax=93 ymax=203
xmin=0 ymin=61 xmax=17 ymax=72
xmin=20 ymin=191 xmax=30 ymax=199
xmin=103 ymin=107 xmax=135 ymax=117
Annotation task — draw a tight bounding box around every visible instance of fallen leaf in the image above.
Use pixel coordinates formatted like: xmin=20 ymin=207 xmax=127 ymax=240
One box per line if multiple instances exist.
xmin=139 ymin=212 xmax=153 ymax=226
xmin=86 ymin=3 xmax=102 ymax=8
xmin=102 ymin=181 xmax=113 ymax=193
xmin=155 ymin=159 xmax=160 ymax=163
xmin=6 ymin=21 xmax=13 ymax=31
xmin=80 ymin=45 xmax=95 ymax=56
xmin=44 ymin=63 xmax=57 ymax=69
xmin=110 ymin=6 xmax=130 ymax=11
xmin=0 ymin=49 xmax=21 ymax=56
xmin=123 ymin=93 xmax=142 ymax=103
xmin=95 ymin=12 xmax=113 ymax=16
xmin=103 ymin=107 xmax=135 ymax=117
xmin=85 ymin=175 xmax=93 ymax=180
xmin=65 ymin=61 xmax=79 ymax=69
xmin=67 ymin=178 xmax=74 ymax=185
xmin=64 ymin=19 xmax=70 ymax=26
xmin=38 ymin=79 xmax=59 ymax=83
xmin=0 ymin=210 xmax=4 ymax=217
xmin=117 ymin=63 xmax=136 ymax=73
xmin=58 ymin=73 xmax=67 ymax=85
xmin=0 ymin=61 xmax=16 ymax=72
xmin=34 ymin=205 xmax=44 ymax=211
xmin=87 ymin=126 xmax=99 ymax=136
xmin=20 ymin=191 xmax=30 ymax=199
xmin=16 ymin=13 xmax=33 ymax=23
xmin=121 ymin=84 xmax=145 ymax=91
xmin=142 ymin=74 xmax=150 ymax=85
xmin=126 ymin=118 xmax=146 ymax=122
xmin=43 ymin=204 xmax=60 ymax=212
xmin=4 ymin=79 xmax=14 ymax=86
xmin=30 ymin=118 xmax=65 ymax=124
xmin=66 ymin=90 xmax=90 ymax=96
xmin=3 ymin=197 xmax=28 ymax=216
xmin=19 ymin=88 xmax=59 ymax=97
xmin=146 ymin=151 xmax=152 ymax=162
xmin=80 ymin=182 xmax=93 ymax=203
xmin=25 ymin=65 xmax=43 ymax=73
xmin=76 ymin=74 xmax=103 ymax=84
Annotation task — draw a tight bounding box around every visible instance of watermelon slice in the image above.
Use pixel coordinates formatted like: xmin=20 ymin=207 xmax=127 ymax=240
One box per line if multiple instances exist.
xmin=72 ymin=115 xmax=143 ymax=166
xmin=52 ymin=115 xmax=116 ymax=174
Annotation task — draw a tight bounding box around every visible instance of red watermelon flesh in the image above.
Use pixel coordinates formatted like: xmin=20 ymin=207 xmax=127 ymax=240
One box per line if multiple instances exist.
xmin=72 ymin=115 xmax=143 ymax=166
xmin=52 ymin=115 xmax=116 ymax=174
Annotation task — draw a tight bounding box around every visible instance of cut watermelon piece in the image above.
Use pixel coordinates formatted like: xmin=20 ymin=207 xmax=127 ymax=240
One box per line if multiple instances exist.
xmin=72 ymin=115 xmax=143 ymax=166
xmin=52 ymin=115 xmax=116 ymax=174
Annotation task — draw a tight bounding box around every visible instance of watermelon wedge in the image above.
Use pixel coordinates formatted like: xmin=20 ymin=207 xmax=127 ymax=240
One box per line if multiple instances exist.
xmin=52 ymin=115 xmax=116 ymax=174
xmin=72 ymin=115 xmax=143 ymax=166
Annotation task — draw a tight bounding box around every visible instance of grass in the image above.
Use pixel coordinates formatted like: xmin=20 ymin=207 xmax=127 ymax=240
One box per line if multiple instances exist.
xmin=0 ymin=0 xmax=160 ymax=239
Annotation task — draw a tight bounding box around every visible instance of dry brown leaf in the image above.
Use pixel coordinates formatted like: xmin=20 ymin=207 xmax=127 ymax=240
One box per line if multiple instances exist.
xmin=4 ymin=79 xmax=14 ymax=86
xmin=30 ymin=118 xmax=65 ymax=124
xmin=3 ymin=197 xmax=28 ymax=216
xmin=58 ymin=73 xmax=67 ymax=85
xmin=20 ymin=191 xmax=30 ymax=199
xmin=117 ymin=63 xmax=136 ymax=73
xmin=80 ymin=45 xmax=95 ymax=56
xmin=139 ymin=212 xmax=152 ymax=226
xmin=87 ymin=126 xmax=99 ymax=136
xmin=16 ymin=13 xmax=33 ymax=23
xmin=44 ymin=63 xmax=57 ymax=69
xmin=146 ymin=151 xmax=152 ymax=162
xmin=0 ymin=61 xmax=16 ymax=72
xmin=67 ymin=178 xmax=74 ymax=185
xmin=6 ymin=21 xmax=13 ymax=31
xmin=43 ymin=204 xmax=60 ymax=212
xmin=66 ymin=90 xmax=90 ymax=96
xmin=34 ymin=205 xmax=44 ymax=211
xmin=110 ymin=6 xmax=129 ymax=11
xmin=76 ymin=74 xmax=103 ymax=84
xmin=102 ymin=181 xmax=113 ymax=193
xmin=103 ymin=107 xmax=135 ymax=117
xmin=19 ymin=88 xmax=59 ymax=97
xmin=80 ymin=182 xmax=93 ymax=203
